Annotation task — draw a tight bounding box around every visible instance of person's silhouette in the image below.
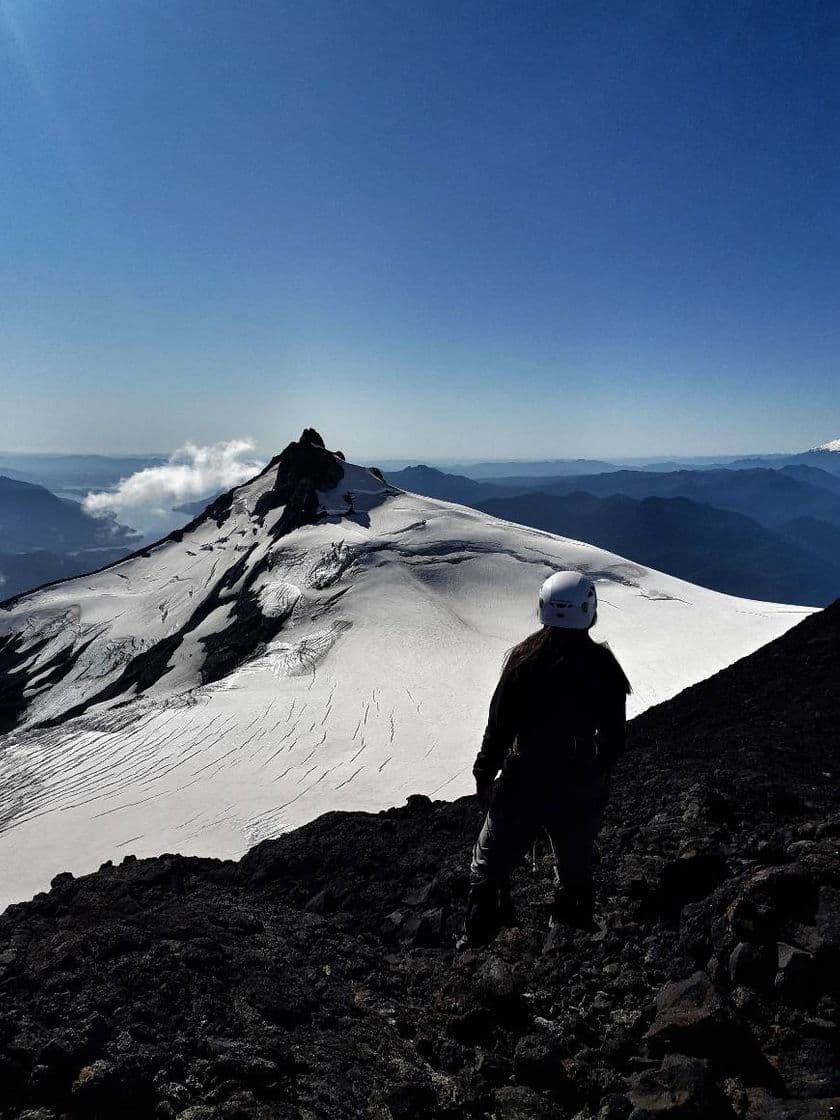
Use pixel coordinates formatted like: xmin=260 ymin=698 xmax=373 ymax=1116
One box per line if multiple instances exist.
xmin=462 ymin=571 xmax=630 ymax=946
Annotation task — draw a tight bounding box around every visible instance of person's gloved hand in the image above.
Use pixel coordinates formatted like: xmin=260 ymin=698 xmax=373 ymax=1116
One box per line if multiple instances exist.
xmin=476 ymin=777 xmax=494 ymax=814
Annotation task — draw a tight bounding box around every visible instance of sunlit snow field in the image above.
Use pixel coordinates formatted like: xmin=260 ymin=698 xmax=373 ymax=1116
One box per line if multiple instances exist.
xmin=0 ymin=456 xmax=813 ymax=907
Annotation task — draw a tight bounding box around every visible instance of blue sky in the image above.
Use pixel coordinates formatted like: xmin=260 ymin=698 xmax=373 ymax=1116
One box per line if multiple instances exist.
xmin=1 ymin=1 xmax=838 ymax=458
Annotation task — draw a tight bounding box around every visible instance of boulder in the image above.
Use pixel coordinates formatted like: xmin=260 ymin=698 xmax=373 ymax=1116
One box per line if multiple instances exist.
xmin=513 ymin=1033 xmax=573 ymax=1095
xmin=452 ymin=954 xmax=528 ymax=1035
xmin=774 ymin=943 xmax=817 ymax=1004
xmin=475 ymin=956 xmax=518 ymax=1006
xmin=402 ymin=907 xmax=444 ymax=948
xmin=742 ymin=866 xmax=817 ymax=926
xmin=71 ymin=1060 xmax=116 ymax=1098
xmin=597 ymin=1094 xmax=634 ymax=1119
xmin=766 ymin=1037 xmax=840 ymax=1099
xmin=744 ymin=1089 xmax=840 ymax=1118
xmin=381 ymin=910 xmax=406 ymax=942
xmin=304 ymin=886 xmax=337 ymax=915
xmin=69 ymin=1059 xmax=154 ymax=1113
xmin=238 ymin=974 xmax=313 ymax=1026
xmin=658 ymin=851 xmax=731 ymax=917
xmin=384 ymin=1080 xmax=437 ymax=1118
xmin=493 ymin=1085 xmax=566 ymax=1119
xmin=475 ymin=1050 xmax=513 ymax=1087
xmin=627 ymin=1053 xmax=710 ymax=1116
xmin=800 ymin=886 xmax=840 ymax=995
xmin=644 ymin=973 xmax=734 ymax=1059
xmin=446 ymin=1006 xmax=495 ymax=1045
xmin=729 ymin=941 xmax=775 ymax=989
xmin=406 ymin=793 xmax=433 ymax=811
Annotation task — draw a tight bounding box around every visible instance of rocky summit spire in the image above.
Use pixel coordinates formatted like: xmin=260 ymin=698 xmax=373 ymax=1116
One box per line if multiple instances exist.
xmin=254 ymin=429 xmax=345 ymax=534
xmin=299 ymin=427 xmax=326 ymax=448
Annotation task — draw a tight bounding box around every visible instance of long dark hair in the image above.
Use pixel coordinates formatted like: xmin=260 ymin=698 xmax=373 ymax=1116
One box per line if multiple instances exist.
xmin=503 ymin=626 xmax=631 ymax=694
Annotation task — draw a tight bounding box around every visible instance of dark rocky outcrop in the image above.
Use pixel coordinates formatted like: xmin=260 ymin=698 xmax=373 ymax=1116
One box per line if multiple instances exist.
xmin=0 ymin=605 xmax=837 ymax=1118
xmin=253 ymin=428 xmax=345 ymax=533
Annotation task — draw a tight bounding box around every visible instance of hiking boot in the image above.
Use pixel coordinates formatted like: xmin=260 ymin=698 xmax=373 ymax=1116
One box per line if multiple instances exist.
xmin=549 ymin=881 xmax=596 ymax=932
xmin=461 ymin=881 xmax=503 ymax=947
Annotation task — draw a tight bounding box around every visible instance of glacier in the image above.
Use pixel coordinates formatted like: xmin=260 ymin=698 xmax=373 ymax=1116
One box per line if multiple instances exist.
xmin=0 ymin=431 xmax=814 ymax=907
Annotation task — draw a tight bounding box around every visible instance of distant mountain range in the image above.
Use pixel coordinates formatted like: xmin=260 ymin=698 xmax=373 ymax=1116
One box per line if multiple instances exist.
xmin=0 ymin=475 xmax=137 ymax=602
xmin=387 ymin=461 xmax=840 ymax=526
xmin=380 ymin=439 xmax=840 ymax=480
xmin=4 ymin=440 xmax=840 ymax=606
xmin=492 ymin=466 xmax=840 ymax=529
xmin=439 ymin=457 xmax=626 ymax=478
xmin=728 ymin=445 xmax=840 ymax=475
xmin=381 ymin=465 xmax=503 ymax=504
xmin=385 ymin=462 xmax=840 ymax=605
xmin=476 ymin=491 xmax=840 ymax=606
xmin=0 ymin=453 xmax=165 ymax=498
xmin=0 ymin=475 xmax=137 ymax=553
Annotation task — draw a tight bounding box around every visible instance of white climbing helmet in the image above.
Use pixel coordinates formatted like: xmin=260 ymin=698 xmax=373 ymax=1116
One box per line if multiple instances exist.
xmin=538 ymin=570 xmax=597 ymax=630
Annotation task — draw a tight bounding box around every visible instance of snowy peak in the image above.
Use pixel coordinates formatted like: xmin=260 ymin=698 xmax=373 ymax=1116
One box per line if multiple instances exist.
xmin=188 ymin=426 xmax=387 ymax=536
xmin=813 ymin=438 xmax=840 ymax=452
xmin=252 ymin=427 xmax=348 ymax=530
xmin=0 ymin=429 xmax=394 ymax=732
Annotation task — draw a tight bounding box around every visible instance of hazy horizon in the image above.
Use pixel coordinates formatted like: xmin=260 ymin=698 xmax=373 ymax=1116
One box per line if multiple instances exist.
xmin=0 ymin=439 xmax=829 ymax=464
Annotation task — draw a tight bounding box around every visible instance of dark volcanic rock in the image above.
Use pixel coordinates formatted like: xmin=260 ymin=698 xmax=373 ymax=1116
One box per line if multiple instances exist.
xmin=743 ymin=1089 xmax=840 ymax=1118
xmin=626 ymin=1053 xmax=715 ymax=1117
xmin=384 ymin=1079 xmax=437 ymax=1118
xmin=729 ymin=941 xmax=776 ymax=989
xmin=644 ymin=972 xmax=739 ymax=1060
xmin=253 ymin=427 xmax=345 ymax=532
xmin=0 ymin=602 xmax=838 ymax=1118
xmin=493 ymin=1084 xmax=566 ymax=1119
xmin=513 ymin=1032 xmax=573 ymax=1095
xmin=774 ymin=941 xmax=817 ymax=1002
xmin=765 ymin=1036 xmax=840 ymax=1098
xmin=655 ymin=850 xmax=731 ymax=920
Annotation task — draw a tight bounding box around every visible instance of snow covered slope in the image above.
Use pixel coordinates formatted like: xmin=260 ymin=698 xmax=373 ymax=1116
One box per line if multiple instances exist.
xmin=0 ymin=430 xmax=814 ymax=906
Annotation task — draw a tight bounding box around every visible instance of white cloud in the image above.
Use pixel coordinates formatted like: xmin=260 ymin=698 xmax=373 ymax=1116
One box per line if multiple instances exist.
xmin=83 ymin=439 xmax=265 ymax=519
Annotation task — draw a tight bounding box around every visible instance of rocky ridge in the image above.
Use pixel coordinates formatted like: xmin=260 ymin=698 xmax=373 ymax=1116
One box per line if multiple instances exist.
xmin=0 ymin=604 xmax=838 ymax=1119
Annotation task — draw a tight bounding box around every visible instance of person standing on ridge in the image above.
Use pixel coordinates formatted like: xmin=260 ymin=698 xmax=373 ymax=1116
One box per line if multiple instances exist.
xmin=462 ymin=570 xmax=630 ymax=946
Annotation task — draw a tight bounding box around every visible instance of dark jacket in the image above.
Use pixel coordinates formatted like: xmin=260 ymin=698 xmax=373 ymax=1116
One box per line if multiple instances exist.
xmin=472 ymin=630 xmax=629 ymax=790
